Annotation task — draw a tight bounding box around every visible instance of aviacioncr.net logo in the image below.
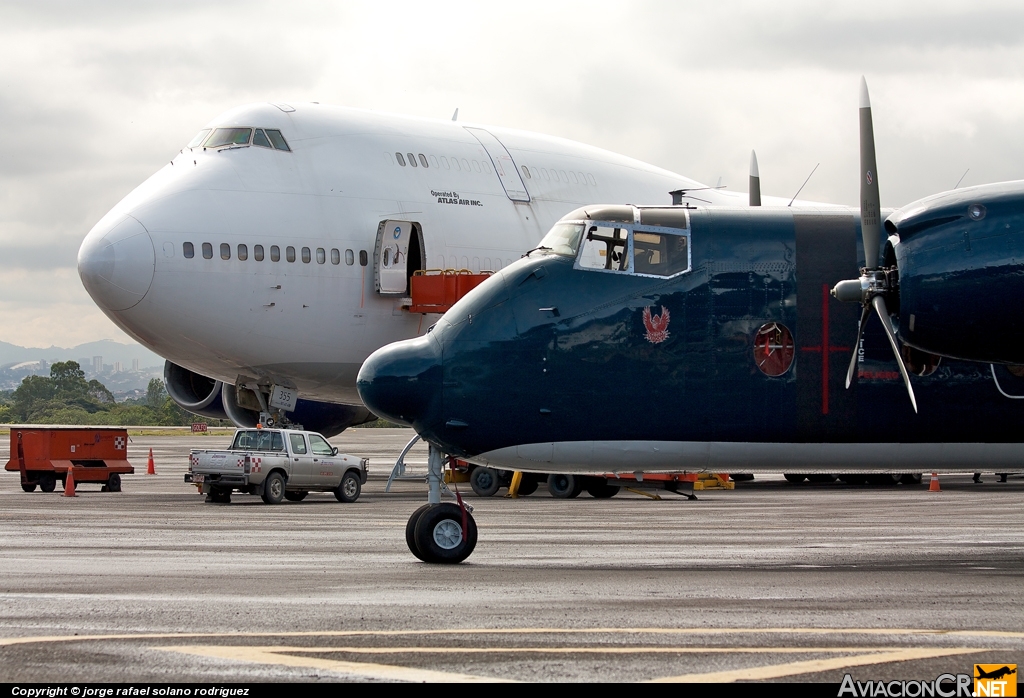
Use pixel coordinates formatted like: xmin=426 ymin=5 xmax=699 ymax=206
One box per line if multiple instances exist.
xmin=839 ymin=673 xmax=973 ymax=697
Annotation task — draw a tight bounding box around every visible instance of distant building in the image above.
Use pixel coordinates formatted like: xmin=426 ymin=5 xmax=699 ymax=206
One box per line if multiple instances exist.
xmin=132 ymin=358 xmax=139 ymax=372
xmin=93 ymin=356 xmax=102 ymax=374
xmin=114 ymin=361 xmax=123 ymax=373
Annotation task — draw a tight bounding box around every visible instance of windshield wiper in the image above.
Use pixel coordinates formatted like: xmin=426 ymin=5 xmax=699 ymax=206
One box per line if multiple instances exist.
xmin=523 ymin=245 xmax=552 ymax=257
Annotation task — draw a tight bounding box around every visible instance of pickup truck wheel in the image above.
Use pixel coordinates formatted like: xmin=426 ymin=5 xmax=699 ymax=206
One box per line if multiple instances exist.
xmin=21 ymin=483 xmax=37 ymax=493
xmin=470 ymin=467 xmax=500 ymax=497
xmin=38 ymin=473 xmax=57 ymax=493
xmin=261 ymin=472 xmax=286 ymax=504
xmin=284 ymin=491 xmax=308 ymax=502
xmin=335 ymin=472 xmax=361 ymax=503
xmin=405 ymin=504 xmax=433 ymax=561
xmin=413 ymin=503 xmax=477 ymax=564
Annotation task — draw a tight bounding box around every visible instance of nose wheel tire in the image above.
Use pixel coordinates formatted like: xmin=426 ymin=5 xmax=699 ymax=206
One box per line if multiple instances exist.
xmin=261 ymin=472 xmax=286 ymax=504
xmin=470 ymin=467 xmax=500 ymax=497
xmin=410 ymin=503 xmax=477 ymax=564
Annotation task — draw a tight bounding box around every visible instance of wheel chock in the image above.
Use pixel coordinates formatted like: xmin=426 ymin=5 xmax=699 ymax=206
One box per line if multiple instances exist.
xmin=625 ymin=487 xmax=662 ymax=500
xmin=505 ymin=471 xmax=523 ymax=498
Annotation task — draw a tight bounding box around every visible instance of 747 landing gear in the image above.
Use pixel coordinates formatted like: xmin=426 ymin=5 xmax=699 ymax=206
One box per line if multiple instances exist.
xmin=405 ymin=444 xmax=478 ymax=563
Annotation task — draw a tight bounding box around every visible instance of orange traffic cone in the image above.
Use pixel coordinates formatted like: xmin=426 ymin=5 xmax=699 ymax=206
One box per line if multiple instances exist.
xmin=63 ymin=466 xmax=77 ymax=497
xmin=147 ymin=448 xmax=156 ymax=475
xmin=928 ymin=472 xmax=940 ymax=492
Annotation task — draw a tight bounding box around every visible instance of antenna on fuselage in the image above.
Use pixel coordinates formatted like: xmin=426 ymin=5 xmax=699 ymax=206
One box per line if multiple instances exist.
xmin=954 ymin=168 xmax=970 ymax=189
xmin=452 ymin=108 xmax=459 ymax=122
xmin=787 ymin=163 xmax=819 ymax=207
xmin=749 ymin=150 xmax=761 ymax=207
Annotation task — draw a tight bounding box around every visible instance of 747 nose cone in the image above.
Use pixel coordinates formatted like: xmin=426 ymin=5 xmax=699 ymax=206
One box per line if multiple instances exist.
xmin=78 ymin=215 xmax=155 ymax=312
xmin=357 ymin=334 xmax=442 ymax=428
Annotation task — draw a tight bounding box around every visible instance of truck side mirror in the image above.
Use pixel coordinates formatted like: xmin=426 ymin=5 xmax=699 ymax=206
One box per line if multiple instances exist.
xmin=332 ymin=447 xmax=339 ymax=456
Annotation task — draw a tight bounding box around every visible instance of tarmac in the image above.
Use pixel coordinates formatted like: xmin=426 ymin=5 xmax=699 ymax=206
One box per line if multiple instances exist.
xmin=1 ymin=428 xmax=1022 ymax=683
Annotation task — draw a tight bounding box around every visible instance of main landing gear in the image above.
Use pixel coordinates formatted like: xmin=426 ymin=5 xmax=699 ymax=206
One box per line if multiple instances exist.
xmin=406 ymin=444 xmax=478 ymax=564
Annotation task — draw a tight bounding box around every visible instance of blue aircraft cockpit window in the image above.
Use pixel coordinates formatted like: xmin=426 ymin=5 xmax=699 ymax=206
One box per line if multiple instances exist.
xmin=203 ymin=127 xmax=253 ymax=148
xmin=538 ymin=222 xmax=585 ymax=256
xmin=252 ymin=129 xmax=272 ymax=148
xmin=266 ymin=129 xmax=290 ymax=151
xmin=187 ymin=129 xmax=211 ymax=148
xmin=578 ymin=224 xmax=629 ymax=272
xmin=633 ymin=231 xmax=690 ymax=277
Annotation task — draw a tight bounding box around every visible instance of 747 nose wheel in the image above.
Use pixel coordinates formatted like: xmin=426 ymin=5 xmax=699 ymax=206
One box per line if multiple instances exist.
xmin=408 ymin=503 xmax=477 ymax=564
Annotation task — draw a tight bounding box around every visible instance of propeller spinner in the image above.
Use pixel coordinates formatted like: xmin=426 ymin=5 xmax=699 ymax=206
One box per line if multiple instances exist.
xmin=831 ymin=77 xmax=918 ymax=413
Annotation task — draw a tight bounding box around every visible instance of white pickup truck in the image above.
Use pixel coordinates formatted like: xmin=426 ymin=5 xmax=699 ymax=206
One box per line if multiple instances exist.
xmin=185 ymin=427 xmax=368 ymax=505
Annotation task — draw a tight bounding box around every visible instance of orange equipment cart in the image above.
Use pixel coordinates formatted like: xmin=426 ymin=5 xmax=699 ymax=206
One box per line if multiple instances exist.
xmin=5 ymin=427 xmax=134 ymax=493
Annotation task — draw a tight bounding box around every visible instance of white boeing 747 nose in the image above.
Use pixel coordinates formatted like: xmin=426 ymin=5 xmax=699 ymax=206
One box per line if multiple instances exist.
xmin=78 ymin=214 xmax=155 ymax=312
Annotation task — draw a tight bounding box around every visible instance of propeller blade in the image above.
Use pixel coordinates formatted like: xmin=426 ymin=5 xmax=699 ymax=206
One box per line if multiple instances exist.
xmin=749 ymin=150 xmax=761 ymax=207
xmin=860 ymin=76 xmax=882 ymax=269
xmin=846 ymin=304 xmax=871 ymax=389
xmin=871 ymin=294 xmax=918 ymax=413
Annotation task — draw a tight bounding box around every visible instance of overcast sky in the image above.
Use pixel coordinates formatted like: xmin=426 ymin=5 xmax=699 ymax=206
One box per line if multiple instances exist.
xmin=3 ymin=0 xmax=1023 ymax=348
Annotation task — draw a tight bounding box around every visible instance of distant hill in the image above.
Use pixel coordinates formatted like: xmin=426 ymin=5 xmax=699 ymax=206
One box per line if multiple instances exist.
xmin=0 ymin=339 xmax=164 ymax=370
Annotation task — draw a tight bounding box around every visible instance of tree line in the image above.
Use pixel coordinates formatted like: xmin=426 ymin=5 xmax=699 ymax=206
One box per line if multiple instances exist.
xmin=0 ymin=361 xmax=225 ymax=426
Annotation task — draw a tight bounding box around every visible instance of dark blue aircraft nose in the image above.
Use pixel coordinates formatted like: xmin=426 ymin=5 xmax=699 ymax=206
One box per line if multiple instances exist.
xmin=356 ymin=334 xmax=443 ymax=427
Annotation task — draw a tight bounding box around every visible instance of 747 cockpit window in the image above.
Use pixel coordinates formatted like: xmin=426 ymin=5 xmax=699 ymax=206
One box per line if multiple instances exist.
xmin=196 ymin=127 xmax=291 ymax=151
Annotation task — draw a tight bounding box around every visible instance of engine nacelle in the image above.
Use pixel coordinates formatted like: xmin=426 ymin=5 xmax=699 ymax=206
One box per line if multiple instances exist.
xmin=163 ymin=361 xmax=228 ymax=421
xmin=890 ymin=181 xmax=1024 ymax=364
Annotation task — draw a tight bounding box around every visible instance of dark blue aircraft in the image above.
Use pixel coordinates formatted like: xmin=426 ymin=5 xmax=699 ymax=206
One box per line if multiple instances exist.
xmin=357 ymin=79 xmax=1024 ymax=564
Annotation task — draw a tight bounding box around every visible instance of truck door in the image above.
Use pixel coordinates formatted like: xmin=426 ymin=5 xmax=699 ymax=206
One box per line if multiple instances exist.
xmin=374 ymin=220 xmax=425 ymax=296
xmin=286 ymin=433 xmax=314 ymax=487
xmin=307 ymin=433 xmax=336 ymax=486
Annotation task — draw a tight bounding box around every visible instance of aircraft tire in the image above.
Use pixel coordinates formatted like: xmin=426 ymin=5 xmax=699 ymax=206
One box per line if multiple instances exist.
xmin=21 ymin=482 xmax=37 ymax=493
xmin=470 ymin=467 xmax=501 ymax=497
xmin=335 ymin=472 xmax=361 ymax=502
xmin=516 ymin=475 xmax=539 ymax=496
xmin=284 ymin=490 xmax=308 ymax=502
xmin=261 ymin=472 xmax=286 ymax=504
xmin=784 ymin=474 xmax=805 ymax=483
xmin=807 ymin=474 xmax=837 ymax=483
xmin=585 ymin=479 xmax=620 ymax=498
xmin=413 ymin=503 xmax=477 ymax=564
xmin=548 ymin=474 xmax=583 ymax=499
xmin=406 ymin=504 xmax=433 ymax=562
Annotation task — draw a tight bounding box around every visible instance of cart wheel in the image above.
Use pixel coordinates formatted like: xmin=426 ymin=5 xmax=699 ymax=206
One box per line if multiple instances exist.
xmin=516 ymin=475 xmax=539 ymax=496
xmin=470 ymin=467 xmax=500 ymax=497
xmin=38 ymin=473 xmax=56 ymax=493
xmin=107 ymin=473 xmax=122 ymax=492
xmin=547 ymin=474 xmax=582 ymax=499
xmin=21 ymin=483 xmax=37 ymax=493
xmin=284 ymin=490 xmax=308 ymax=502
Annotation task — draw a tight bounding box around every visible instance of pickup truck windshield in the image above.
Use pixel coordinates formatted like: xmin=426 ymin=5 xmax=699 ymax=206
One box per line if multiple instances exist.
xmin=230 ymin=430 xmax=285 ymax=451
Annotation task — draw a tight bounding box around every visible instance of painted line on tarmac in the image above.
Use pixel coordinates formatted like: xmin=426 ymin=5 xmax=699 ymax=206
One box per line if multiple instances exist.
xmin=156 ymin=645 xmax=987 ymax=683
xmin=1 ymin=627 xmax=1022 ymax=648
xmin=649 ymin=647 xmax=984 ymax=683
xmin=158 ymin=645 xmax=505 ymax=683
